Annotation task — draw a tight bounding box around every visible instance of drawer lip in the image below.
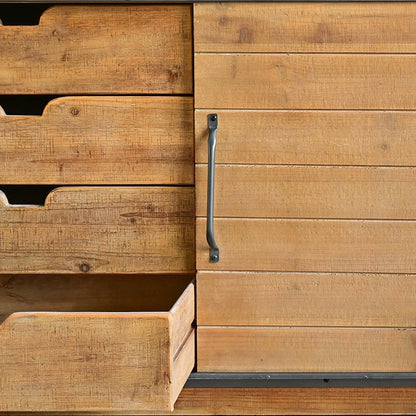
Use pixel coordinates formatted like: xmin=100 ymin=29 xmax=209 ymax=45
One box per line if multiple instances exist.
xmin=0 ymin=282 xmax=195 ymax=412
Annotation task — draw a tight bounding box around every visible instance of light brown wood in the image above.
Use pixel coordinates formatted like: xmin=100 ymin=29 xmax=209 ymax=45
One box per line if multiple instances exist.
xmin=195 ymin=110 xmax=416 ymax=166
xmin=6 ymin=387 xmax=416 ymax=415
xmin=0 ymin=274 xmax=194 ymax=325
xmin=195 ymin=54 xmax=416 ymax=110
xmin=160 ymin=387 xmax=416 ymax=415
xmin=0 ymin=97 xmax=193 ymax=185
xmin=197 ymin=272 xmax=416 ymax=327
xmin=196 ymin=165 xmax=416 ymax=219
xmin=194 ymin=2 xmax=416 ymax=53
xmin=0 ymin=283 xmax=195 ymax=412
xmin=197 ymin=326 xmax=416 ymax=372
xmin=197 ymin=218 xmax=416 ymax=273
xmin=0 ymin=5 xmax=192 ymax=94
xmin=0 ymin=187 xmax=195 ymax=274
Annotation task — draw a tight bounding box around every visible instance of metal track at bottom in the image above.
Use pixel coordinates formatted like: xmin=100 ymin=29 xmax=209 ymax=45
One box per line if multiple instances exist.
xmin=185 ymin=372 xmax=416 ymax=388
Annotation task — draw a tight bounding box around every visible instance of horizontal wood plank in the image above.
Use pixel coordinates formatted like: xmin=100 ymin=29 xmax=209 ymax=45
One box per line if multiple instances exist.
xmin=197 ymin=272 xmax=416 ymax=327
xmin=195 ymin=110 xmax=416 ymax=166
xmin=197 ymin=218 xmax=416 ymax=273
xmin=194 ymin=2 xmax=416 ymax=53
xmin=196 ymin=165 xmax=416 ymax=219
xmin=195 ymin=54 xmax=416 ymax=110
xmin=197 ymin=327 xmax=416 ymax=372
xmin=0 ymin=5 xmax=192 ymax=94
xmin=0 ymin=97 xmax=193 ymax=184
xmin=0 ymin=187 xmax=195 ymax=274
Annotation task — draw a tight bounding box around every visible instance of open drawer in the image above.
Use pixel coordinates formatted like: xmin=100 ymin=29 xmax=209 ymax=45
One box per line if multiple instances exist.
xmin=0 ymin=274 xmax=195 ymax=412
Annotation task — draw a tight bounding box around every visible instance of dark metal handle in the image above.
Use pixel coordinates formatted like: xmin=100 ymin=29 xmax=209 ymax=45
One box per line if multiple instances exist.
xmin=207 ymin=114 xmax=219 ymax=263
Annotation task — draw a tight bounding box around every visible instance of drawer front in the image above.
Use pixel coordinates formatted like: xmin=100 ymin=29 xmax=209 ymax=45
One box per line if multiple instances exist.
xmin=0 ymin=277 xmax=195 ymax=412
xmin=0 ymin=187 xmax=195 ymax=274
xmin=0 ymin=97 xmax=194 ymax=185
xmin=0 ymin=5 xmax=192 ymax=94
xmin=195 ymin=2 xmax=416 ymax=372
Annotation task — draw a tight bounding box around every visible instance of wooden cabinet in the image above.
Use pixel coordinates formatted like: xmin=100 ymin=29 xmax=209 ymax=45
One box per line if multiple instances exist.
xmin=0 ymin=4 xmax=195 ymax=412
xmin=194 ymin=2 xmax=416 ymax=373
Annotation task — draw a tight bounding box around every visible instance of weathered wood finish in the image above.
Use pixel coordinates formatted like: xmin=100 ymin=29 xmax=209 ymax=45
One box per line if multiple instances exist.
xmin=197 ymin=219 xmax=416 ymax=273
xmin=195 ymin=54 xmax=416 ymax=110
xmin=0 ymin=97 xmax=194 ymax=185
xmin=194 ymin=2 xmax=416 ymax=53
xmin=195 ymin=110 xmax=416 ymax=166
xmin=0 ymin=187 xmax=195 ymax=274
xmin=197 ymin=326 xmax=416 ymax=372
xmin=197 ymin=272 xmax=416 ymax=327
xmin=196 ymin=165 xmax=416 ymax=219
xmin=0 ymin=5 xmax=192 ymax=94
xmin=0 ymin=283 xmax=195 ymax=412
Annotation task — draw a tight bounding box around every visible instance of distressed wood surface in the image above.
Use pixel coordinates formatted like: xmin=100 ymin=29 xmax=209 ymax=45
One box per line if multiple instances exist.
xmin=197 ymin=327 xmax=416 ymax=372
xmin=197 ymin=272 xmax=416 ymax=327
xmin=0 ymin=97 xmax=194 ymax=185
xmin=196 ymin=165 xmax=416 ymax=219
xmin=0 ymin=187 xmax=195 ymax=274
xmin=197 ymin=219 xmax=416 ymax=273
xmin=195 ymin=110 xmax=416 ymax=166
xmin=0 ymin=5 xmax=192 ymax=94
xmin=195 ymin=54 xmax=416 ymax=110
xmin=194 ymin=2 xmax=416 ymax=53
xmin=0 ymin=283 xmax=195 ymax=412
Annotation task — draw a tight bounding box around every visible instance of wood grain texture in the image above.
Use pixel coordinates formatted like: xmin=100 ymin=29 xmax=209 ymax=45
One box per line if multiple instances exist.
xmin=0 ymin=187 xmax=195 ymax=274
xmin=195 ymin=54 xmax=416 ymax=110
xmin=195 ymin=110 xmax=416 ymax=166
xmin=197 ymin=327 xmax=416 ymax=372
xmin=0 ymin=97 xmax=194 ymax=184
xmin=194 ymin=2 xmax=416 ymax=53
xmin=196 ymin=165 xmax=416 ymax=219
xmin=0 ymin=5 xmax=192 ymax=94
xmin=197 ymin=272 xmax=416 ymax=327
xmin=197 ymin=218 xmax=416 ymax=273
xmin=0 ymin=283 xmax=195 ymax=411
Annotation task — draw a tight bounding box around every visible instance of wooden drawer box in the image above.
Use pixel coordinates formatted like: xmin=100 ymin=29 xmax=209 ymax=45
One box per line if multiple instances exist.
xmin=0 ymin=187 xmax=195 ymax=274
xmin=194 ymin=2 xmax=416 ymax=373
xmin=0 ymin=96 xmax=194 ymax=185
xmin=0 ymin=275 xmax=194 ymax=412
xmin=0 ymin=5 xmax=192 ymax=94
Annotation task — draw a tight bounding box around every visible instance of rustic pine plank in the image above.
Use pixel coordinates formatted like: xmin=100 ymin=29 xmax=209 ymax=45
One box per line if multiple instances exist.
xmin=197 ymin=327 xmax=416 ymax=372
xmin=0 ymin=187 xmax=195 ymax=274
xmin=197 ymin=272 xmax=416 ymax=327
xmin=195 ymin=54 xmax=416 ymax=110
xmin=197 ymin=218 xmax=416 ymax=273
xmin=195 ymin=110 xmax=416 ymax=166
xmin=196 ymin=165 xmax=416 ymax=219
xmin=0 ymin=5 xmax=192 ymax=94
xmin=194 ymin=3 xmax=416 ymax=53
xmin=0 ymin=97 xmax=193 ymax=184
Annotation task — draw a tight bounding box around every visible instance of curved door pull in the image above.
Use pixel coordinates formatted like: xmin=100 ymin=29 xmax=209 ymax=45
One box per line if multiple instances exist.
xmin=207 ymin=114 xmax=219 ymax=263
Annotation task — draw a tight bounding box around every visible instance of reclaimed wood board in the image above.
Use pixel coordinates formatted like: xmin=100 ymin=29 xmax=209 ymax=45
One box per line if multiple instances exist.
xmin=197 ymin=326 xmax=416 ymax=372
xmin=0 ymin=97 xmax=194 ymax=184
xmin=0 ymin=5 xmax=193 ymax=94
xmin=0 ymin=187 xmax=195 ymax=274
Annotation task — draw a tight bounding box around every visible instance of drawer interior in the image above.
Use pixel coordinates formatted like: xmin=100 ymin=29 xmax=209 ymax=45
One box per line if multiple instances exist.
xmin=0 ymin=274 xmax=194 ymax=323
